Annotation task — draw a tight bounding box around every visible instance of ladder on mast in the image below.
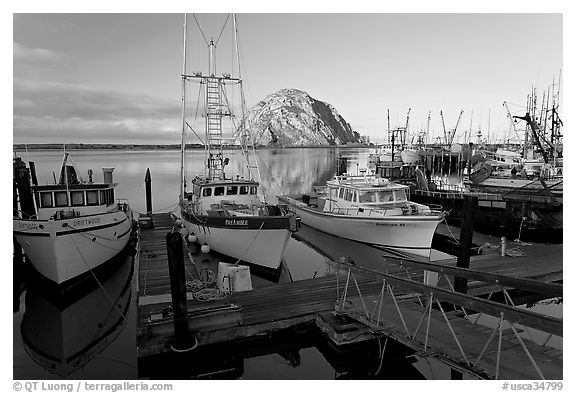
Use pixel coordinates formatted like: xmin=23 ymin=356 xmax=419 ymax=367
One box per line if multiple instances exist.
xmin=206 ymin=77 xmax=225 ymax=180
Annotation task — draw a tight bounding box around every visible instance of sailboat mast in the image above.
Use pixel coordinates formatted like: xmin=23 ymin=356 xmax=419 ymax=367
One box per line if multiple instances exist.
xmin=180 ymin=14 xmax=188 ymax=204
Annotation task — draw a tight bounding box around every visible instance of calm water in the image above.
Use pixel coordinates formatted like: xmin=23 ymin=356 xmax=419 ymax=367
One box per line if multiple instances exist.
xmin=13 ymin=147 xmax=561 ymax=380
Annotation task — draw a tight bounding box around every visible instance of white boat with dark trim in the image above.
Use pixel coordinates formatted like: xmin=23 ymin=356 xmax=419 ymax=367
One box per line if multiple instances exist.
xmin=13 ymin=153 xmax=133 ymax=285
xmin=178 ymin=14 xmax=299 ymax=271
xmin=279 ymin=174 xmax=444 ymax=259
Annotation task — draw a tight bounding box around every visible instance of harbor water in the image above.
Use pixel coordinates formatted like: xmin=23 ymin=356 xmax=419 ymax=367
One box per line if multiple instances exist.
xmin=13 ymin=147 xmax=561 ymax=379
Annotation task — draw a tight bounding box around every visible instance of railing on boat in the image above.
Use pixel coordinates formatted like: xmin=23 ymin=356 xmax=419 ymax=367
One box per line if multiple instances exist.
xmin=328 ymin=205 xmax=440 ymax=217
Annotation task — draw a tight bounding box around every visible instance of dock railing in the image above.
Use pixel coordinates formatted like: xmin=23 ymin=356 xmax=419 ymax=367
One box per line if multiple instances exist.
xmin=330 ymin=257 xmax=562 ymax=380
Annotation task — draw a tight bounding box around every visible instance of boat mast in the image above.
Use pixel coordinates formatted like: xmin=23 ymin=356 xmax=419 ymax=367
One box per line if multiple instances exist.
xmin=180 ymin=14 xmax=188 ymax=204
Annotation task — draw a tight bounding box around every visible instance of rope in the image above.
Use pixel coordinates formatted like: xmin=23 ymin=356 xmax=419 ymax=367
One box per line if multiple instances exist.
xmin=194 ymin=288 xmax=228 ymax=302
xmin=442 ymin=218 xmax=459 ymax=244
xmin=68 ymin=230 xmax=138 ymax=334
xmin=505 ymin=248 xmax=527 ymax=257
xmin=132 ymin=202 xmax=180 ymax=216
xmin=233 ymin=222 xmax=264 ymax=265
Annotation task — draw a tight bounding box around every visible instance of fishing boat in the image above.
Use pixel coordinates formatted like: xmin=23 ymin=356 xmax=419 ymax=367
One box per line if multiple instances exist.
xmin=13 ymin=153 xmax=133 ymax=285
xmin=178 ymin=14 xmax=299 ymax=271
xmin=279 ymin=173 xmax=444 ymax=259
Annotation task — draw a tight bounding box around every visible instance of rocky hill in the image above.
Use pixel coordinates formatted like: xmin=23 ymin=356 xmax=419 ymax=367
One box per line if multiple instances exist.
xmin=244 ymin=88 xmax=360 ymax=146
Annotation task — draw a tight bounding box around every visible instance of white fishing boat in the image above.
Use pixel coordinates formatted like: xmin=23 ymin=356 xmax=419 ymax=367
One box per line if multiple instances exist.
xmin=400 ymin=148 xmax=419 ymax=164
xmin=279 ymin=174 xmax=444 ymax=259
xmin=178 ymin=14 xmax=299 ymax=271
xmin=13 ymin=153 xmax=133 ymax=285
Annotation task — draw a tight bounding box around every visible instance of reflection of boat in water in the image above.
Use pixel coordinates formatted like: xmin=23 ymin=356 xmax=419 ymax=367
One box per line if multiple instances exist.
xmin=280 ymin=174 xmax=445 ymax=259
xmin=13 ymin=153 xmax=133 ymax=285
xmin=20 ymin=255 xmax=133 ymax=377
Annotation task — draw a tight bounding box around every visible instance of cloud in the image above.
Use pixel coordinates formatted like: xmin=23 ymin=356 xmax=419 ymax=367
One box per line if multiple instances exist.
xmin=14 ymin=42 xmax=68 ymax=64
xmin=13 ymin=78 xmax=182 ymax=144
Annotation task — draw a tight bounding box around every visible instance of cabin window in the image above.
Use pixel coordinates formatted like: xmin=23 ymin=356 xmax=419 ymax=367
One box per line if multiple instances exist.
xmin=99 ymin=189 xmax=115 ymax=206
xmin=71 ymin=191 xmax=85 ymax=206
xmin=359 ymin=191 xmax=377 ymax=203
xmin=377 ymin=191 xmax=394 ymax=203
xmin=40 ymin=192 xmax=53 ymax=208
xmin=202 ymin=188 xmax=212 ymax=197
xmin=86 ymin=190 xmax=99 ymax=205
xmin=338 ymin=188 xmax=344 ymax=199
xmin=344 ymin=188 xmax=353 ymax=201
xmin=250 ymin=186 xmax=257 ymax=195
xmin=54 ymin=191 xmax=68 ymax=207
xmin=239 ymin=186 xmax=249 ymax=195
xmin=394 ymin=190 xmax=407 ymax=202
xmin=214 ymin=187 xmax=225 ymax=196
xmin=108 ymin=189 xmax=115 ymax=206
xmin=226 ymin=186 xmax=238 ymax=195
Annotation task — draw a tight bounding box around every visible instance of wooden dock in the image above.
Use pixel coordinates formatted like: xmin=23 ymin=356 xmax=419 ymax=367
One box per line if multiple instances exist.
xmin=135 ymin=213 xmax=562 ymax=380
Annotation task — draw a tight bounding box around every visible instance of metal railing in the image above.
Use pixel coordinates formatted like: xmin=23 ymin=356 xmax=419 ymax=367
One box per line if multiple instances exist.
xmin=330 ymin=257 xmax=562 ymax=380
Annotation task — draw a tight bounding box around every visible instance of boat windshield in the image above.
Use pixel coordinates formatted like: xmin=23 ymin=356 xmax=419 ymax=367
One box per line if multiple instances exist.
xmin=394 ymin=190 xmax=407 ymax=201
xmin=359 ymin=190 xmax=395 ymax=203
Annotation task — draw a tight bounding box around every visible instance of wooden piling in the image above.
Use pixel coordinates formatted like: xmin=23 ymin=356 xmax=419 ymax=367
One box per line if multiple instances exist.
xmin=29 ymin=161 xmax=38 ymax=186
xmin=145 ymin=168 xmax=152 ymax=216
xmin=454 ymin=195 xmax=478 ymax=293
xmin=165 ymin=231 xmax=195 ymax=350
xmin=13 ymin=158 xmax=36 ymax=218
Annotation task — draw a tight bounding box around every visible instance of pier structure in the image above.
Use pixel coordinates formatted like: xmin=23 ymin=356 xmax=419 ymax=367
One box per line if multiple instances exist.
xmin=135 ymin=213 xmax=562 ymax=380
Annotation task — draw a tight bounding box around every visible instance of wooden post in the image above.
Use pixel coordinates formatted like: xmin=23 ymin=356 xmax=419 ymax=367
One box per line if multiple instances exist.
xmin=454 ymin=195 xmax=478 ymax=294
xmin=145 ymin=168 xmax=152 ymax=216
xmin=29 ymin=161 xmax=38 ymax=186
xmin=166 ymin=231 xmax=195 ymax=350
xmin=14 ymin=157 xmax=36 ymax=218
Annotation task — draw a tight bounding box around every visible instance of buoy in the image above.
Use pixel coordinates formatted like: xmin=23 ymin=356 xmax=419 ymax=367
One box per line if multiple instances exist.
xmin=201 ymin=243 xmax=211 ymax=254
xmin=187 ymin=233 xmax=198 ymax=243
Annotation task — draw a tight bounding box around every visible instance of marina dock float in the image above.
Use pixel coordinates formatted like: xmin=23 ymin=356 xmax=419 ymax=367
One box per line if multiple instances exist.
xmin=135 ymin=213 xmax=562 ymax=380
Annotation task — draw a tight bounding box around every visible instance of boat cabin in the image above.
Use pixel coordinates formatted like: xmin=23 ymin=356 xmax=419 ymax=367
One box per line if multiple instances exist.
xmin=324 ymin=175 xmax=410 ymax=212
xmin=187 ymin=178 xmax=262 ymax=214
xmin=32 ymin=184 xmax=121 ymax=220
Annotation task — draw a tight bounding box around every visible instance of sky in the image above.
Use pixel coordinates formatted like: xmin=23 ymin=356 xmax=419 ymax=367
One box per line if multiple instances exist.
xmin=11 ymin=9 xmax=564 ymax=145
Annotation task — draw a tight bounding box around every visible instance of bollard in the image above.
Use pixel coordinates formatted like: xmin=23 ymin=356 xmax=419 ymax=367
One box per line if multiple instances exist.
xmin=145 ymin=168 xmax=152 ymax=216
xmin=501 ymin=237 xmax=507 ymax=257
xmin=166 ymin=231 xmax=196 ymax=351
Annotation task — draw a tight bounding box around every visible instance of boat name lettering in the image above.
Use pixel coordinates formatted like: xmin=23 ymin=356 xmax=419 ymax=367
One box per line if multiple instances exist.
xmin=225 ymin=219 xmax=248 ymax=226
xmin=18 ymin=223 xmax=41 ymax=231
xmin=375 ymin=223 xmax=415 ymax=227
xmin=73 ymin=217 xmax=101 ymax=227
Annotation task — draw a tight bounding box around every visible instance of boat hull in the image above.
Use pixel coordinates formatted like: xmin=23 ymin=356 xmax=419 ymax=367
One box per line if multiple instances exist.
xmin=279 ymin=196 xmax=443 ymax=259
xmin=13 ymin=211 xmax=132 ymax=285
xmin=181 ymin=210 xmax=295 ymax=270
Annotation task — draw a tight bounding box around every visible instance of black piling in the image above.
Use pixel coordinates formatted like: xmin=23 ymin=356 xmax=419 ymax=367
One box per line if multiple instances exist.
xmin=29 ymin=161 xmax=38 ymax=186
xmin=14 ymin=157 xmax=36 ymax=218
xmin=454 ymin=195 xmax=478 ymax=294
xmin=145 ymin=168 xmax=152 ymax=216
xmin=166 ymin=231 xmax=196 ymax=351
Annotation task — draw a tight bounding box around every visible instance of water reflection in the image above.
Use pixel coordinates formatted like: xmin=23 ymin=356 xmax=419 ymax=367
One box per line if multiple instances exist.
xmin=17 ymin=256 xmax=135 ymax=379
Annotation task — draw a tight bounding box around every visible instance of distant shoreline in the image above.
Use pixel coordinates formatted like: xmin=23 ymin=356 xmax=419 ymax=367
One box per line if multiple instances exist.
xmin=13 ymin=143 xmax=374 ymax=151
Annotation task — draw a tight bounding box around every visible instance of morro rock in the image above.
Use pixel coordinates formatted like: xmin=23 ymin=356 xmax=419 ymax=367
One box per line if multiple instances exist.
xmin=244 ymin=88 xmax=360 ymax=146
